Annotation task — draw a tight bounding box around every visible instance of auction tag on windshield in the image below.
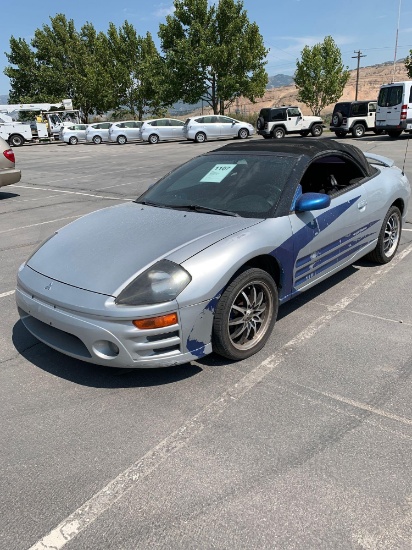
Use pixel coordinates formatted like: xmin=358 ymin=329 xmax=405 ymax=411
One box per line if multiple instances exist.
xmin=200 ymin=164 xmax=237 ymax=183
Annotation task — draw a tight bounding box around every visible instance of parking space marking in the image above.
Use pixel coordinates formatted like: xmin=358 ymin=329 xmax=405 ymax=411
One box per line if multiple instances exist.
xmin=403 ymin=228 xmax=412 ymax=231
xmin=28 ymin=240 xmax=412 ymax=550
xmin=0 ymin=215 xmax=81 ymax=234
xmin=0 ymin=290 xmax=14 ymax=299
xmin=10 ymin=185 xmax=132 ymax=202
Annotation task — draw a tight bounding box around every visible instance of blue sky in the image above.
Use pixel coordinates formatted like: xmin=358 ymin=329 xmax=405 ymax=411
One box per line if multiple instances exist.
xmin=1 ymin=0 xmax=411 ymax=96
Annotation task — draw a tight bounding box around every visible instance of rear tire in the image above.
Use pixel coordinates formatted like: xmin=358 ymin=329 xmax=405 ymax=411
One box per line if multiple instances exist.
xmin=256 ymin=116 xmax=265 ymax=130
xmin=148 ymin=134 xmax=159 ymax=144
xmin=273 ymin=127 xmax=285 ymax=139
xmin=195 ymin=132 xmax=206 ymax=143
xmin=332 ymin=112 xmax=343 ymax=127
xmin=92 ymin=135 xmax=102 ymax=144
xmin=9 ymin=134 xmax=24 ymax=147
xmin=212 ymin=268 xmax=278 ymax=360
xmin=69 ymin=136 xmax=78 ymax=145
xmin=117 ymin=135 xmax=127 ymax=144
xmin=366 ymin=206 xmax=401 ymax=264
xmin=352 ymin=123 xmax=365 ymax=138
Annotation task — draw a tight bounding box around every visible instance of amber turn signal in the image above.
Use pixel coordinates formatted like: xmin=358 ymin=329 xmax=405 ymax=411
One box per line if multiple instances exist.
xmin=133 ymin=313 xmax=178 ymax=330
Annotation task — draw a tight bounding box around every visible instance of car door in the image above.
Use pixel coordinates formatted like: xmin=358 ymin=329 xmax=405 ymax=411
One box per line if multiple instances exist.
xmin=286 ymin=108 xmax=303 ymax=131
xmin=124 ymin=121 xmax=140 ymax=141
xmin=75 ymin=124 xmax=88 ymax=140
xmin=170 ymin=119 xmax=185 ymax=140
xmin=376 ymin=84 xmax=404 ymax=127
xmin=219 ymin=116 xmax=237 ymax=137
xmin=287 ymin=155 xmax=379 ymax=296
xmin=158 ymin=119 xmax=174 ymax=140
xmin=203 ymin=116 xmax=221 ymax=138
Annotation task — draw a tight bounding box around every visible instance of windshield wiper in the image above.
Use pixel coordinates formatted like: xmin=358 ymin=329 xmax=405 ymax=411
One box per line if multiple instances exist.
xmin=135 ymin=200 xmax=165 ymax=208
xmin=168 ymin=204 xmax=240 ymax=217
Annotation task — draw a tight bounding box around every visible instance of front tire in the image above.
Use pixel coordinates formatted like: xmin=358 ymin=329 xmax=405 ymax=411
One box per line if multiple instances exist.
xmin=311 ymin=124 xmax=323 ymax=137
xmin=148 ymin=133 xmax=159 ymax=144
xmin=195 ymin=132 xmax=206 ymax=143
xmin=352 ymin=123 xmax=365 ymax=138
xmin=212 ymin=268 xmax=278 ymax=360
xmin=238 ymin=128 xmax=249 ymax=139
xmin=366 ymin=206 xmax=401 ymax=264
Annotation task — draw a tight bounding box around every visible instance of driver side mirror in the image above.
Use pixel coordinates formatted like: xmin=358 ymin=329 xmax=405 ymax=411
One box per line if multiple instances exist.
xmin=295 ymin=192 xmax=331 ymax=212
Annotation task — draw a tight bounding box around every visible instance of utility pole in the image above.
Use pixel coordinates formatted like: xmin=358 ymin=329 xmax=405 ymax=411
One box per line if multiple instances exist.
xmin=352 ymin=50 xmax=366 ymax=100
xmin=393 ymin=0 xmax=402 ymax=82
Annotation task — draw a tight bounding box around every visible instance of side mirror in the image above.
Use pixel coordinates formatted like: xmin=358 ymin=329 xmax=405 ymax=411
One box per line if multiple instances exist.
xmin=295 ymin=192 xmax=331 ymax=212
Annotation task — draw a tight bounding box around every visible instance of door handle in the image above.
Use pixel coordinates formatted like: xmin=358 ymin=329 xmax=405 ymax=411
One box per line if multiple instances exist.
xmin=358 ymin=199 xmax=367 ymax=210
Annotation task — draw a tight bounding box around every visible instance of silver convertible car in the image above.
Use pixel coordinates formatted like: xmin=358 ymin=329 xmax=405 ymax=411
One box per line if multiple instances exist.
xmin=16 ymin=140 xmax=410 ymax=368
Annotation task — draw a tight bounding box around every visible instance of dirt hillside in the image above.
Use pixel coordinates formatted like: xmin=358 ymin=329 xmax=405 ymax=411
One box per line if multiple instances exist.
xmin=199 ymin=61 xmax=410 ymax=117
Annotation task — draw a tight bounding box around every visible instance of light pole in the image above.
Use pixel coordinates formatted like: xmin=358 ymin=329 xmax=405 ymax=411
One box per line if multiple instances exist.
xmin=392 ymin=0 xmax=402 ymax=82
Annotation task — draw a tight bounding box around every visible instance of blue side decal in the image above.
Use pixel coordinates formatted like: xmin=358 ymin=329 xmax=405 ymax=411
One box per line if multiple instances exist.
xmin=271 ymin=196 xmax=365 ymax=302
xmin=186 ymin=289 xmax=223 ymax=358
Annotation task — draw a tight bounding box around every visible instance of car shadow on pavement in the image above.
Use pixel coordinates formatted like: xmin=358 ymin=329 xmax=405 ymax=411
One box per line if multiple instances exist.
xmin=12 ymin=320 xmax=202 ymax=388
xmin=0 ymin=192 xmax=20 ymax=200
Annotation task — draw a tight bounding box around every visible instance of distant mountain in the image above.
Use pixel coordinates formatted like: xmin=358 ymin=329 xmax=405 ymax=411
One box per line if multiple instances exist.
xmin=266 ymin=74 xmax=294 ymax=89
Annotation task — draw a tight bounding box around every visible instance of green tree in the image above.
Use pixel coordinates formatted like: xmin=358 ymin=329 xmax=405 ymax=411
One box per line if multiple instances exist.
xmin=104 ymin=23 xmax=170 ymax=120
xmin=158 ymin=0 xmax=268 ymax=114
xmin=294 ymin=36 xmax=350 ymax=116
xmin=5 ymin=14 xmax=115 ymax=121
xmin=405 ymin=52 xmax=412 ymax=78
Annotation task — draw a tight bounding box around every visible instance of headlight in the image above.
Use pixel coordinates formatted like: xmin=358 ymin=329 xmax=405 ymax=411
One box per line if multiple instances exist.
xmin=115 ymin=260 xmax=191 ymax=306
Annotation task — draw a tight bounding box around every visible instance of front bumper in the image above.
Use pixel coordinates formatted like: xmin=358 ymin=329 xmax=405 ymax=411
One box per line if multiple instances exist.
xmin=16 ymin=269 xmax=213 ymax=369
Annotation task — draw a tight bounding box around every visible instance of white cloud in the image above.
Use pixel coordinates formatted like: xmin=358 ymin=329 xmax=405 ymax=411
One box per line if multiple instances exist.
xmin=153 ymin=4 xmax=175 ymax=17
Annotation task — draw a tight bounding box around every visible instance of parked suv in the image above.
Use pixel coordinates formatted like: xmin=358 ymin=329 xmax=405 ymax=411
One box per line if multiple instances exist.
xmin=256 ymin=106 xmax=324 ymax=139
xmin=330 ymin=100 xmax=381 ymax=138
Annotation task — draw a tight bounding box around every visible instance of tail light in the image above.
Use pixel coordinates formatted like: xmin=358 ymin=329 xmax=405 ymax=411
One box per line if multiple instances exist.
xmin=401 ymin=105 xmax=407 ymax=120
xmin=3 ymin=148 xmax=15 ymax=163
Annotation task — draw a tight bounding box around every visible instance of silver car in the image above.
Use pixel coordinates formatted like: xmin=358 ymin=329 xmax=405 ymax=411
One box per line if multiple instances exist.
xmin=60 ymin=124 xmax=88 ymax=145
xmin=16 ymin=140 xmax=410 ymax=369
xmin=108 ymin=121 xmax=143 ymax=144
xmin=0 ymin=136 xmax=21 ymax=188
xmin=140 ymin=118 xmax=185 ymax=144
xmin=85 ymin=122 xmax=112 ymax=144
xmin=183 ymin=115 xmax=255 ymax=143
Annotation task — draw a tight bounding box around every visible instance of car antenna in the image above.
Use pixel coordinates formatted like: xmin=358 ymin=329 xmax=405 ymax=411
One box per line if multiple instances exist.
xmin=402 ymin=136 xmax=410 ymax=175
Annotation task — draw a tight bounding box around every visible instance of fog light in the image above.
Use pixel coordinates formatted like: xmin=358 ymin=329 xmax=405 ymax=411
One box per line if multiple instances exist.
xmin=93 ymin=340 xmax=120 ymax=358
xmin=133 ymin=313 xmax=178 ymax=330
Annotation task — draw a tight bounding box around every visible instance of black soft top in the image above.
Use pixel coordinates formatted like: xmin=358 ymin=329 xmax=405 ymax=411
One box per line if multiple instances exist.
xmin=216 ymin=138 xmax=375 ymax=177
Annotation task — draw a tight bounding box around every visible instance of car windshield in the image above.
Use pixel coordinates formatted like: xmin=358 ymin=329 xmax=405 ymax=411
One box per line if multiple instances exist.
xmin=136 ymin=153 xmax=295 ymax=218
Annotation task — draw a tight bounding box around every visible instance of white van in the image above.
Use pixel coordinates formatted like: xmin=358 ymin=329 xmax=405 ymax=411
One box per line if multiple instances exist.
xmin=375 ymin=81 xmax=412 ymax=138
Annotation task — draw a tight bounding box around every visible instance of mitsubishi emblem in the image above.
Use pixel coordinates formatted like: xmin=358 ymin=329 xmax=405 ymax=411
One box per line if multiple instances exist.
xmin=45 ymin=281 xmax=53 ymax=291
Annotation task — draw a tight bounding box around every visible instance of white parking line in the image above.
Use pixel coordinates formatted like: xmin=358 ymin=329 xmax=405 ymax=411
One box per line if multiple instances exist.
xmin=0 ymin=215 xmax=81 ymax=234
xmin=0 ymin=290 xmax=14 ymax=299
xmin=28 ymin=241 xmax=412 ymax=550
xmin=10 ymin=185 xmax=132 ymax=202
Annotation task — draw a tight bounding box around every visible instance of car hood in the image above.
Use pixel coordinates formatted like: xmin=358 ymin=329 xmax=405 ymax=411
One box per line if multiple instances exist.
xmin=27 ymin=202 xmax=260 ymax=296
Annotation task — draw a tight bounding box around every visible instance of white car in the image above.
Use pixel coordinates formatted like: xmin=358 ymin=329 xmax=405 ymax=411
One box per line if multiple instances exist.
xmin=85 ymin=122 xmax=112 ymax=144
xmin=108 ymin=121 xmax=143 ymax=144
xmin=0 ymin=136 xmax=21 ymax=187
xmin=139 ymin=118 xmax=185 ymax=144
xmin=183 ymin=115 xmax=255 ymax=143
xmin=60 ymin=124 xmax=88 ymax=145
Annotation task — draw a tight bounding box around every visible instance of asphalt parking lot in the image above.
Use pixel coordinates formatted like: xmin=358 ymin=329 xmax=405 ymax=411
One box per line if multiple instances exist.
xmin=2 ymin=133 xmax=412 ymax=550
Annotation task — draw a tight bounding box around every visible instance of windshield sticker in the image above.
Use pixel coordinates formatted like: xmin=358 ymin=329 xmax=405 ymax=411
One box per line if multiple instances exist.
xmin=200 ymin=164 xmax=237 ymax=183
